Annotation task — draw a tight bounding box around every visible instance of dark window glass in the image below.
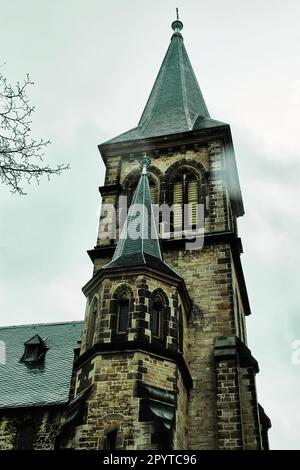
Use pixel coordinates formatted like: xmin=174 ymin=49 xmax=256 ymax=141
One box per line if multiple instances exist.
xmin=150 ymin=304 xmax=160 ymax=337
xmin=103 ymin=429 xmax=117 ymax=450
xmin=87 ymin=300 xmax=98 ymax=348
xmin=24 ymin=345 xmax=37 ymax=362
xmin=17 ymin=422 xmax=34 ymax=450
xmin=178 ymin=306 xmax=183 ymax=352
xmin=118 ymin=300 xmax=129 ymax=332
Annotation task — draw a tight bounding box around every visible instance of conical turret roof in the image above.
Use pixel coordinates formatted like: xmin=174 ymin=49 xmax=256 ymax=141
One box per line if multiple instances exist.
xmin=103 ymin=156 xmax=181 ymax=279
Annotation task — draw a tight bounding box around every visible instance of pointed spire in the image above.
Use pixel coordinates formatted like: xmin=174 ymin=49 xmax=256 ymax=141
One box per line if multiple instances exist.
xmin=103 ymin=156 xmax=180 ymax=279
xmin=137 ymin=15 xmax=211 ymax=135
xmin=104 ymin=16 xmax=226 ymax=145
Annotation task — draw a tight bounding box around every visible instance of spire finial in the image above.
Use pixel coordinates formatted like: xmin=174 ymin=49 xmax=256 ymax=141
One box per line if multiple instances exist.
xmin=171 ymin=10 xmax=183 ymax=34
xmin=140 ymin=154 xmax=151 ymax=175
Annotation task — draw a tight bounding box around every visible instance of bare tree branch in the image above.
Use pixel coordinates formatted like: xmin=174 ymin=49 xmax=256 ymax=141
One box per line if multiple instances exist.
xmin=0 ymin=70 xmax=69 ymax=195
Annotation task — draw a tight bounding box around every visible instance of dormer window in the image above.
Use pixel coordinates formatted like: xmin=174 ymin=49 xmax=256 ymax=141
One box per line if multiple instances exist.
xmin=20 ymin=335 xmax=47 ymax=366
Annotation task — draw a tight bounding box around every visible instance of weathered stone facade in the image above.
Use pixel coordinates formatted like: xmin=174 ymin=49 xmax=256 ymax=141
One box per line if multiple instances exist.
xmin=0 ymin=407 xmax=63 ymax=450
xmin=0 ymin=18 xmax=271 ymax=451
xmin=85 ymin=131 xmax=270 ymax=450
xmin=0 ymin=137 xmax=270 ymax=452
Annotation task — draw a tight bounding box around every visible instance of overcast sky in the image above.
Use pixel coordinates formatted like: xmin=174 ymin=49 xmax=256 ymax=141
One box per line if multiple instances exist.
xmin=0 ymin=0 xmax=299 ymax=450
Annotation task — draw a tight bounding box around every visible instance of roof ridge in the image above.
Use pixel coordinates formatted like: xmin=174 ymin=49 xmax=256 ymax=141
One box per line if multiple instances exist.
xmin=178 ymin=35 xmax=192 ymax=130
xmin=0 ymin=320 xmax=83 ymax=330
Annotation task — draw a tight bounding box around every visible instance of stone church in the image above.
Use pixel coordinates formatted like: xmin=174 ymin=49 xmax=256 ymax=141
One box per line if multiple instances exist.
xmin=0 ymin=17 xmax=271 ymax=450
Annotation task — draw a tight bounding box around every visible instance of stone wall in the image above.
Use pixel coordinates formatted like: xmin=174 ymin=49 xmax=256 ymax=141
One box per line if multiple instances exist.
xmin=97 ymin=141 xmax=233 ymax=247
xmin=66 ymin=351 xmax=188 ymax=450
xmin=73 ymin=267 xmax=191 ymax=450
xmin=0 ymin=407 xmax=63 ymax=450
xmin=77 ymin=136 xmax=263 ymax=450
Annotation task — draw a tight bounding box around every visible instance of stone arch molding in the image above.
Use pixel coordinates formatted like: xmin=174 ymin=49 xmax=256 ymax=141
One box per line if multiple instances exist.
xmin=164 ymin=158 xmax=207 ymax=181
xmin=112 ymin=283 xmax=134 ymax=301
xmin=99 ymin=412 xmax=126 ymax=424
xmin=122 ymin=165 xmax=161 ymax=190
xmin=89 ymin=294 xmax=99 ymax=309
xmin=150 ymin=288 xmax=169 ymax=306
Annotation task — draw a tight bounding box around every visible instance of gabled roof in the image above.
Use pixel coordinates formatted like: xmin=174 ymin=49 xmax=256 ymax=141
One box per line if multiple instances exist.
xmin=0 ymin=321 xmax=83 ymax=409
xmin=103 ymin=157 xmax=181 ymax=279
xmin=104 ymin=19 xmax=226 ymax=145
xmin=24 ymin=334 xmax=45 ymax=346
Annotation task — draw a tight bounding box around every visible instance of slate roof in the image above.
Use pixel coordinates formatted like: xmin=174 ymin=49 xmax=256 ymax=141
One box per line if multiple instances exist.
xmin=104 ymin=20 xmax=226 ymax=145
xmin=0 ymin=321 xmax=83 ymax=409
xmin=103 ymin=157 xmax=181 ymax=279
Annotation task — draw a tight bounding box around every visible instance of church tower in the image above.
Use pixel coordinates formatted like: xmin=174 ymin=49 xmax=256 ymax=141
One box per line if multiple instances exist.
xmin=64 ymin=17 xmax=271 ymax=450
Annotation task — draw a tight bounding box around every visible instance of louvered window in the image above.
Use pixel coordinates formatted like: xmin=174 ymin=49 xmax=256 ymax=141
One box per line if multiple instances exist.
xmin=128 ymin=178 xmax=157 ymax=206
xmin=150 ymin=181 xmax=157 ymax=204
xmin=173 ymin=181 xmax=183 ymax=229
xmin=188 ymin=179 xmax=198 ymax=226
xmin=172 ymin=172 xmax=198 ymax=231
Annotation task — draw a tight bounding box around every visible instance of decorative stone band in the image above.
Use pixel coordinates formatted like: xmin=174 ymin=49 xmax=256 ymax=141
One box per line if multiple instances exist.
xmin=258 ymin=404 xmax=272 ymax=430
xmin=87 ymin=231 xmax=251 ymax=316
xmin=99 ymin=183 xmax=123 ymax=196
xmin=74 ymin=340 xmax=193 ymax=391
xmin=136 ymin=381 xmax=176 ymax=405
xmin=214 ymin=335 xmax=259 ymax=373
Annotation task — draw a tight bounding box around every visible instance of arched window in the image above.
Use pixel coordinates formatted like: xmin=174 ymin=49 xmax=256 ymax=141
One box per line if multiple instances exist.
xmin=111 ymin=286 xmax=134 ymax=339
xmin=178 ymin=305 xmax=183 ymax=353
xmin=150 ymin=301 xmax=162 ymax=338
xmin=126 ymin=178 xmax=138 ymax=208
xmin=103 ymin=429 xmax=117 ymax=450
xmin=86 ymin=298 xmax=98 ymax=349
xmin=150 ymin=290 xmax=168 ymax=342
xmin=149 ymin=180 xmax=158 ymax=204
xmin=125 ymin=175 xmax=158 ymax=207
xmin=17 ymin=421 xmax=34 ymax=450
xmin=117 ymin=297 xmax=129 ymax=333
xmin=172 ymin=169 xmax=199 ymax=230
